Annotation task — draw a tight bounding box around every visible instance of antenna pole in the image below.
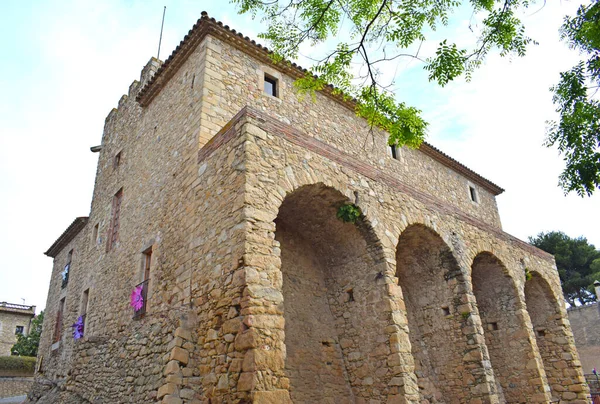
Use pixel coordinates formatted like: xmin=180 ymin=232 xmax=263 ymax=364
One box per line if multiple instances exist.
xmin=157 ymin=6 xmax=166 ymax=60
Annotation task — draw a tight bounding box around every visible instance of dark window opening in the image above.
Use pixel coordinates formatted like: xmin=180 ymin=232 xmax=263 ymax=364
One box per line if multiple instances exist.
xmin=80 ymin=289 xmax=89 ymax=337
xmin=390 ymin=144 xmax=398 ymax=159
xmin=442 ymin=306 xmax=451 ymax=316
xmin=107 ymin=188 xmax=123 ymax=252
xmin=537 ymin=329 xmax=546 ymax=337
xmin=93 ymin=223 xmax=99 ymax=245
xmin=469 ymin=186 xmax=478 ymax=203
xmin=15 ymin=326 xmax=24 ymax=335
xmin=264 ymin=74 xmax=278 ymax=97
xmin=134 ymin=248 xmax=152 ymax=320
xmin=347 ymin=289 xmax=355 ymax=302
xmin=62 ymin=249 xmax=73 ymax=288
xmin=114 ymin=151 xmax=122 ymax=169
xmin=489 ymin=322 xmax=499 ymax=331
xmin=53 ymin=298 xmax=65 ymax=343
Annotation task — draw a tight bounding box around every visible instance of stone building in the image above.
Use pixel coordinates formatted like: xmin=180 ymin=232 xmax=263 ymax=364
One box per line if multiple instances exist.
xmin=0 ymin=302 xmax=35 ymax=356
xmin=568 ymin=282 xmax=600 ymax=375
xmin=31 ymin=12 xmax=590 ymax=404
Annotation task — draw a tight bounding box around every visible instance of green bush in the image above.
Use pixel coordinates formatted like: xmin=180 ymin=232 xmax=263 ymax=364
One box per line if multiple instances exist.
xmin=0 ymin=356 xmax=36 ymax=376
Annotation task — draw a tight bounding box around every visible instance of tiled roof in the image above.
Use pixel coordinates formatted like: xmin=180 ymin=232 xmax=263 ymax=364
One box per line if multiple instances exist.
xmin=44 ymin=217 xmax=88 ymax=258
xmin=136 ymin=12 xmax=504 ymax=196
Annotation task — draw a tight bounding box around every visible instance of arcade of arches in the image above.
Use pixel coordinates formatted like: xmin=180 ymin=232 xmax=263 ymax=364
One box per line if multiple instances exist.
xmin=269 ymin=183 xmax=586 ymax=403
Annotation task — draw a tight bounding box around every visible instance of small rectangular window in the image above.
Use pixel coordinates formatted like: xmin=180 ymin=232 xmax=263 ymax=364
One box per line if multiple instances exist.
xmin=107 ymin=189 xmax=123 ymax=252
xmin=15 ymin=326 xmax=24 ymax=335
xmin=390 ymin=144 xmax=398 ymax=159
xmin=264 ymin=74 xmax=278 ymax=97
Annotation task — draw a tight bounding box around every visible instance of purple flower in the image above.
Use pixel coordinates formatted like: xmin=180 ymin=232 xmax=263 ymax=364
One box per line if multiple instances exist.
xmin=130 ymin=285 xmax=144 ymax=311
xmin=72 ymin=316 xmax=85 ymax=340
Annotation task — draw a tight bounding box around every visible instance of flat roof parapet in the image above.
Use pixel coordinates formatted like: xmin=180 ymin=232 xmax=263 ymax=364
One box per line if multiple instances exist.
xmin=0 ymin=302 xmax=36 ymax=315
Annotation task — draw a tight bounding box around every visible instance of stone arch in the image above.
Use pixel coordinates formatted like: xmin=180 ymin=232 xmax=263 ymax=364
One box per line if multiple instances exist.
xmin=525 ymin=271 xmax=582 ymax=401
xmin=471 ymin=252 xmax=542 ymax=402
xmin=274 ymin=183 xmax=392 ymax=402
xmin=395 ymin=224 xmax=486 ymax=403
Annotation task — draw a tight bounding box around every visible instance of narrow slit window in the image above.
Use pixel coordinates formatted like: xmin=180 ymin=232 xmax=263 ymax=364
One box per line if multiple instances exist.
xmin=53 ymin=298 xmax=65 ymax=343
xmin=469 ymin=186 xmax=478 ymax=203
xmin=80 ymin=289 xmax=89 ymax=337
xmin=390 ymin=144 xmax=398 ymax=159
xmin=264 ymin=74 xmax=278 ymax=97
xmin=114 ymin=151 xmax=122 ymax=170
xmin=92 ymin=223 xmax=99 ymax=245
xmin=107 ymin=188 xmax=123 ymax=252
xmin=62 ymin=249 xmax=73 ymax=288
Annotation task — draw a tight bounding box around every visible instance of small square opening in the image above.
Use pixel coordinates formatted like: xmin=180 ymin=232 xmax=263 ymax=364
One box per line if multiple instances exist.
xmin=264 ymin=74 xmax=278 ymax=97
xmin=346 ymin=289 xmax=355 ymax=302
xmin=442 ymin=306 xmax=451 ymax=316
xmin=536 ymin=329 xmax=546 ymax=337
xmin=488 ymin=322 xmax=499 ymax=331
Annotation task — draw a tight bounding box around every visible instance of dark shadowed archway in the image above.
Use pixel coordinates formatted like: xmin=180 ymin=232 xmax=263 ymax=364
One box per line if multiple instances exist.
xmin=471 ymin=252 xmax=541 ymax=402
xmin=525 ymin=272 xmax=581 ymax=401
xmin=396 ymin=224 xmax=477 ymax=403
xmin=275 ymin=183 xmax=390 ymax=403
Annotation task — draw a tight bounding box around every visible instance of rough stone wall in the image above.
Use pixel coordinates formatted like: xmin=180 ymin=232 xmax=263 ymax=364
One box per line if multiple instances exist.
xmin=0 ymin=377 xmax=33 ymax=398
xmin=233 ymin=108 xmax=587 ymax=403
xmin=568 ymin=303 xmax=600 ymax=374
xmin=197 ymin=36 xmax=503 ymax=229
xmin=0 ymin=310 xmax=33 ymax=356
xmin=34 ymin=40 xmax=242 ymax=402
xmin=471 ymin=253 xmax=546 ymax=402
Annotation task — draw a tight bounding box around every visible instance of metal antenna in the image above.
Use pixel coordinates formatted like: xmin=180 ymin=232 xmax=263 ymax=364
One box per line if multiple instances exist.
xmin=157 ymin=6 xmax=166 ymax=60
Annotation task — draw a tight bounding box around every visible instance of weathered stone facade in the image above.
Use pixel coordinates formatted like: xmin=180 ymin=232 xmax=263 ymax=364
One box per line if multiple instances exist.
xmin=0 ymin=377 xmax=33 ymax=399
xmin=0 ymin=303 xmax=35 ymax=356
xmin=32 ymin=12 xmax=590 ymax=404
xmin=568 ymin=292 xmax=600 ymax=375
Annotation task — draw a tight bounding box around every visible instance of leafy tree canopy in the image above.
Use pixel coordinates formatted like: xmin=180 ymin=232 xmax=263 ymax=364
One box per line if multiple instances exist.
xmin=233 ymin=0 xmax=599 ymax=195
xmin=529 ymin=232 xmax=600 ymax=306
xmin=11 ymin=311 xmax=44 ymax=357
xmin=547 ymin=0 xmax=600 ymax=197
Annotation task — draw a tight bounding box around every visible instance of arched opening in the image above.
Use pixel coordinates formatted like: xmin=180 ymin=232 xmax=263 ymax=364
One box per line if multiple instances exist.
xmin=525 ymin=273 xmax=569 ymax=401
xmin=395 ymin=225 xmax=473 ymax=402
xmin=275 ymin=184 xmax=390 ymax=402
xmin=471 ymin=253 xmax=537 ymax=402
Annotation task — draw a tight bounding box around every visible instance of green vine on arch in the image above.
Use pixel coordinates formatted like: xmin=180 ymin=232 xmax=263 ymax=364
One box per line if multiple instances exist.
xmin=337 ymin=204 xmax=362 ymax=223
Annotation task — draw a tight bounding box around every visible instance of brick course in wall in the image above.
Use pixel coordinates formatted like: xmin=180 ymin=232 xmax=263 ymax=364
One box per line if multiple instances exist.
xmin=30 ymin=12 xmax=590 ymax=404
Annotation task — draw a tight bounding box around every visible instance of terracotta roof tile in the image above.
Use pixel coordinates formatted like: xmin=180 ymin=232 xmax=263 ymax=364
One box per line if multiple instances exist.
xmin=45 ymin=217 xmax=88 ymax=258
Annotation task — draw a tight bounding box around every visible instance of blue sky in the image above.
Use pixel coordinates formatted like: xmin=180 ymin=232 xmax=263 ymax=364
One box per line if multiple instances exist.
xmin=0 ymin=1 xmax=598 ymax=311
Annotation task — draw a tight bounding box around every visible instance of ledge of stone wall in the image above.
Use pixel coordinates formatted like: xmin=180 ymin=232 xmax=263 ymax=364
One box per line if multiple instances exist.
xmin=0 ymin=377 xmax=34 ymax=399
